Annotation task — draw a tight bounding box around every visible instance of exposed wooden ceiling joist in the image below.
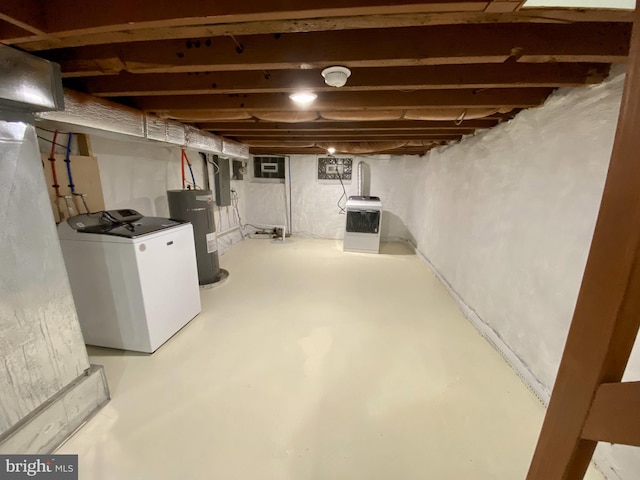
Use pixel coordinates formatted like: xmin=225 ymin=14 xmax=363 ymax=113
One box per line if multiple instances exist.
xmin=223 ymin=131 xmax=470 ymax=139
xmin=46 ymin=23 xmax=630 ymax=78
xmin=248 ymin=146 xmax=436 ymax=155
xmin=23 ymin=0 xmax=492 ymax=34
xmin=69 ymin=63 xmax=610 ymax=97
xmin=198 ymin=119 xmax=501 ymax=131
xmin=0 ymin=0 xmax=632 ymax=51
xmin=235 ymin=134 xmax=464 ymax=141
xmin=5 ymin=9 xmax=632 ymax=51
xmin=3 ymin=1 xmax=630 ymax=156
xmin=0 ymin=0 xmax=47 ymax=35
xmin=131 ymin=88 xmax=553 ymax=113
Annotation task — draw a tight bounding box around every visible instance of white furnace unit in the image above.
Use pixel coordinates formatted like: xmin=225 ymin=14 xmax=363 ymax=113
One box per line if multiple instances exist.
xmin=343 ymin=196 xmax=382 ymax=254
xmin=58 ymin=209 xmax=201 ymax=353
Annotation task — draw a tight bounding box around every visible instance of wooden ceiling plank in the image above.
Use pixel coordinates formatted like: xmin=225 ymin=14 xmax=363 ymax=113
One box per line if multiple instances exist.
xmin=39 ymin=1 xmax=489 ymax=36
xmin=198 ymin=119 xmax=500 ymax=130
xmin=249 ymin=147 xmax=434 ymax=155
xmin=72 ymin=63 xmax=610 ymax=97
xmin=14 ymin=10 xmax=633 ymax=51
xmin=218 ymin=128 xmax=475 ymax=136
xmin=47 ymin=23 xmax=631 ymax=77
xmin=0 ymin=0 xmax=48 ymax=35
xmin=132 ymin=88 xmax=553 ymax=112
xmin=0 ymin=20 xmax=37 ymax=41
xmin=237 ymin=137 xmax=463 ymax=142
xmin=484 ymin=1 xmax=521 ymax=13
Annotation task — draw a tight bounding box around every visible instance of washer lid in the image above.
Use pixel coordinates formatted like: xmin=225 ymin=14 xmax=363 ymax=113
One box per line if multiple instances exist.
xmin=346 ymin=196 xmax=382 ymax=209
xmin=68 ymin=213 xmax=187 ymax=239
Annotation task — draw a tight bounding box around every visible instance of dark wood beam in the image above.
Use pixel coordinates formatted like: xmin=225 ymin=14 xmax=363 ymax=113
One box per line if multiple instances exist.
xmin=11 ymin=9 xmax=633 ymax=51
xmin=228 ymin=133 xmax=464 ymax=141
xmin=36 ymin=1 xmax=489 ymax=35
xmin=198 ymin=119 xmax=500 ymax=131
xmin=45 ymin=23 xmax=631 ymax=77
xmin=219 ymin=129 xmax=473 ymax=137
xmin=527 ymin=4 xmax=640 ymax=478
xmin=159 ymin=108 xmax=515 ymax=122
xmin=581 ymin=382 xmax=640 ymax=447
xmin=0 ymin=20 xmax=33 ymax=40
xmin=0 ymin=0 xmax=47 ymax=35
xmin=131 ymin=89 xmax=553 ymax=113
xmin=69 ymin=64 xmax=610 ymax=97
xmin=249 ymin=146 xmax=433 ymax=155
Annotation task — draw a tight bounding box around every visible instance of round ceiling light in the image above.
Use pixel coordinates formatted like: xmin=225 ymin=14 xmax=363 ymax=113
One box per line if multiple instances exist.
xmin=289 ymin=91 xmax=317 ymax=105
xmin=321 ymin=66 xmax=352 ymax=88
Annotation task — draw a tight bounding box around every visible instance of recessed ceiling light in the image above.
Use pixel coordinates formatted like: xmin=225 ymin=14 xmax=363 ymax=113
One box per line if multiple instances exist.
xmin=327 ymin=147 xmax=336 ymax=155
xmin=289 ymin=91 xmax=317 ymax=105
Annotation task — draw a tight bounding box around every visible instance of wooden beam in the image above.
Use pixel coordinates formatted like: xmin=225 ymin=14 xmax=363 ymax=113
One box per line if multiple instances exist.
xmin=0 ymin=0 xmax=47 ymax=35
xmin=228 ymin=133 xmax=465 ymax=141
xmin=249 ymin=146 xmax=434 ymax=155
xmin=11 ymin=9 xmax=633 ymax=51
xmin=527 ymin=4 xmax=640 ymax=479
xmin=70 ymin=64 xmax=610 ymax=97
xmin=36 ymin=1 xmax=489 ymax=35
xmin=581 ymin=382 xmax=640 ymax=447
xmin=198 ymin=119 xmax=500 ymax=131
xmin=132 ymin=89 xmax=553 ymax=112
xmin=46 ymin=23 xmax=631 ymax=77
xmin=219 ymin=129 xmax=473 ymax=137
xmin=0 ymin=20 xmax=34 ymax=40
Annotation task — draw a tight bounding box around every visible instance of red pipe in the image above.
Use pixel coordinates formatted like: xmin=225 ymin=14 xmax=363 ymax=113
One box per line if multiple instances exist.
xmin=181 ymin=148 xmax=186 ymax=189
xmin=48 ymin=131 xmax=61 ymax=197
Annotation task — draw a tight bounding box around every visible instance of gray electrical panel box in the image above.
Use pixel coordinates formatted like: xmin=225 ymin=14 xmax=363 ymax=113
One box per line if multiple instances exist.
xmin=212 ymin=155 xmax=231 ymax=207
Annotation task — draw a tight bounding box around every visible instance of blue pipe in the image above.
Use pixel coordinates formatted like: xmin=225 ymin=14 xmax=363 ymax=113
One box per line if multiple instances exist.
xmin=188 ymin=163 xmax=196 ymax=188
xmin=65 ymin=133 xmax=75 ymax=194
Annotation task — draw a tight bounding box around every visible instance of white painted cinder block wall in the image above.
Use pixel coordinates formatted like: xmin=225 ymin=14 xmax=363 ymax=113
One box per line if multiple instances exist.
xmin=405 ymin=67 xmax=640 ymax=480
xmin=245 ymin=154 xmax=418 ymax=240
xmin=89 ymin=135 xmax=245 ymax=254
xmin=243 ymin=67 xmax=639 ymax=479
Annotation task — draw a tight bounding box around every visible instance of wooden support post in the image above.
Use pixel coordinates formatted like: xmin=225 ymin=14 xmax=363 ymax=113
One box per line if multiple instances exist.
xmin=582 ymin=382 xmax=640 ymax=447
xmin=526 ymin=2 xmax=640 ymax=479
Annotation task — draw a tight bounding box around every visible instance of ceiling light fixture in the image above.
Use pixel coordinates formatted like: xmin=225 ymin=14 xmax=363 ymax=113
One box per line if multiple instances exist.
xmin=327 ymin=147 xmax=336 ymax=155
xmin=321 ymin=66 xmax=352 ymax=88
xmin=289 ymin=91 xmax=317 ymax=106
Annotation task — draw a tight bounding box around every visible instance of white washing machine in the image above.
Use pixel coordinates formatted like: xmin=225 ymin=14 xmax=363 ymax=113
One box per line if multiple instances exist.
xmin=344 ymin=196 xmax=382 ymax=254
xmin=58 ymin=209 xmax=201 ymax=353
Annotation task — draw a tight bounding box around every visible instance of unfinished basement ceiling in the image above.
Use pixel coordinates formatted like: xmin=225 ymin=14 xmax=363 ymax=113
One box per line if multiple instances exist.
xmin=0 ymin=1 xmax=633 ymax=156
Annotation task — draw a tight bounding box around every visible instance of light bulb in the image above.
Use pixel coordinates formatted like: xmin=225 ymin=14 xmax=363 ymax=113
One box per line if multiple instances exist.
xmin=289 ymin=91 xmax=317 ymax=105
xmin=327 ymin=147 xmax=336 ymax=155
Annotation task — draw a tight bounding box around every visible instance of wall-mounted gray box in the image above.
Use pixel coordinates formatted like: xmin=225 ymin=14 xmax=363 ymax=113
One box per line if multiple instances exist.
xmin=212 ymin=155 xmax=231 ymax=207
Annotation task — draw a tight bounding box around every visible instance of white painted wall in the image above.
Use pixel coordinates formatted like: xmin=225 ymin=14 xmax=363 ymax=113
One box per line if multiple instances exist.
xmin=245 ymin=155 xmax=418 ymax=240
xmin=89 ymin=135 xmax=246 ymax=254
xmin=32 ymin=68 xmax=640 ymax=477
xmin=405 ymin=66 xmax=639 ymax=479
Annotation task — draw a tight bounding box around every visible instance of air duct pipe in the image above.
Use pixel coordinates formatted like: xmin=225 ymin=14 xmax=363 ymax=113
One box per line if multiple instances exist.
xmin=357 ymin=161 xmax=368 ymax=196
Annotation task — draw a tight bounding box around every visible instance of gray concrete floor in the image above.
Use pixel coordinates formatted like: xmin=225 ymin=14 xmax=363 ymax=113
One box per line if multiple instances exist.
xmin=58 ymin=238 xmax=603 ymax=480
